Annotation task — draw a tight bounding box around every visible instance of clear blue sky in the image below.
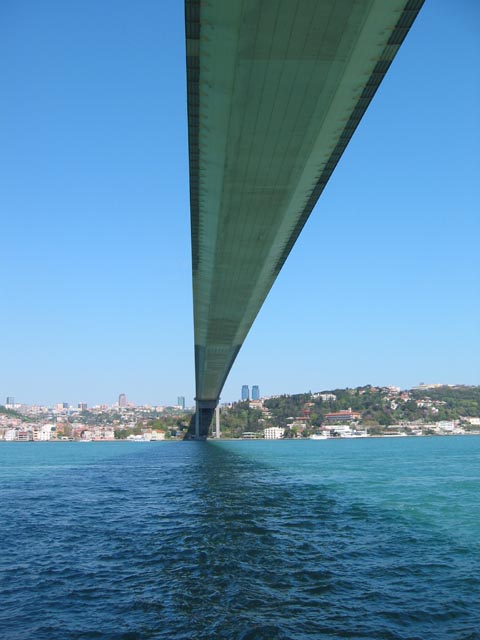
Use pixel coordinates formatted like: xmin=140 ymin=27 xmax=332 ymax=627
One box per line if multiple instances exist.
xmin=0 ymin=1 xmax=478 ymax=407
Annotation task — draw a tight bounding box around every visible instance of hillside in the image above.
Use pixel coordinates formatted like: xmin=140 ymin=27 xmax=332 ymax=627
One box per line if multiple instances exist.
xmin=262 ymin=385 xmax=480 ymax=429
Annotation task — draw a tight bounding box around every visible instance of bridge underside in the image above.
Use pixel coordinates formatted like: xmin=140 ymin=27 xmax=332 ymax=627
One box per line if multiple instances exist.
xmin=186 ymin=0 xmax=423 ymax=436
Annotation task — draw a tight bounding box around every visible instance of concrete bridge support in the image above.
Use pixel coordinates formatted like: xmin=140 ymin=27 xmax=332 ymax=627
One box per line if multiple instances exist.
xmin=194 ymin=399 xmax=217 ymax=438
xmin=215 ymin=404 xmax=220 ymax=439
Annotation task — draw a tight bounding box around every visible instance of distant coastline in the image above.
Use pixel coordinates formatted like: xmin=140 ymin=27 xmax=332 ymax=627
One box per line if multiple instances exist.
xmin=2 ymin=384 xmax=479 ymax=442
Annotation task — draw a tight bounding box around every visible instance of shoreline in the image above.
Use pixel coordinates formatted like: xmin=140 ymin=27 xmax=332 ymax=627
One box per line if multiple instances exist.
xmin=2 ymin=432 xmax=480 ymax=444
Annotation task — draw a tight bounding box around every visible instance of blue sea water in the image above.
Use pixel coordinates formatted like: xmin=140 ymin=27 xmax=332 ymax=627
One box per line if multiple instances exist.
xmin=0 ymin=437 xmax=479 ymax=639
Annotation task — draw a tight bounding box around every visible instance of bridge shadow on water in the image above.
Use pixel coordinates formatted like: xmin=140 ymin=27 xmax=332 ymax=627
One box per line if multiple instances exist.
xmin=171 ymin=442 xmax=343 ymax=640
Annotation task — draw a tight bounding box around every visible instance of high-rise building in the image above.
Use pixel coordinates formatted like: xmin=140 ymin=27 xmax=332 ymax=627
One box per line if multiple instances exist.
xmin=62 ymin=402 xmax=69 ymax=409
xmin=6 ymin=396 xmax=15 ymax=406
xmin=241 ymin=385 xmax=249 ymax=401
xmin=177 ymin=396 xmax=186 ymax=410
xmin=252 ymin=385 xmax=260 ymax=401
xmin=118 ymin=393 xmax=127 ymax=408
xmin=78 ymin=402 xmax=88 ymax=411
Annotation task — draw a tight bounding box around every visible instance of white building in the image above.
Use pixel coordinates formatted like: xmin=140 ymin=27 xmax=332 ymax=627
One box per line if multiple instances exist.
xmin=264 ymin=426 xmax=285 ymax=439
xmin=34 ymin=424 xmax=54 ymax=441
xmin=436 ymin=421 xmax=455 ymax=432
xmin=464 ymin=417 xmax=480 ymax=426
xmin=329 ymin=424 xmax=354 ymax=437
xmin=315 ymin=393 xmax=336 ymax=403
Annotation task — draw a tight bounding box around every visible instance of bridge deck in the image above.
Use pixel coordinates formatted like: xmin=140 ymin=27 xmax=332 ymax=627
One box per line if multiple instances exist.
xmin=186 ymin=0 xmax=423 ymax=435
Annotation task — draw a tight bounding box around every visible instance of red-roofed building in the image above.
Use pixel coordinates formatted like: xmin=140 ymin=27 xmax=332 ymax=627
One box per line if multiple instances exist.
xmin=324 ymin=409 xmax=361 ymax=423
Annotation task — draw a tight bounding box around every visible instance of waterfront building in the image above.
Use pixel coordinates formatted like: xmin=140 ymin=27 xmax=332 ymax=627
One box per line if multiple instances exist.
xmin=464 ymin=417 xmax=480 ymax=426
xmin=150 ymin=430 xmax=166 ymax=441
xmin=252 ymin=385 xmax=260 ymax=401
xmin=264 ymin=426 xmax=285 ymax=439
xmin=33 ymin=425 xmax=53 ymax=441
xmin=241 ymin=385 xmax=250 ymax=401
xmin=16 ymin=430 xmax=33 ymax=442
xmin=436 ymin=420 xmax=455 ymax=432
xmin=329 ymin=424 xmax=354 ymax=436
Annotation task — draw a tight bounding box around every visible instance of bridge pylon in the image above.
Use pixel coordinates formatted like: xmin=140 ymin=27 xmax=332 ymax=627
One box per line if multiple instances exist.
xmin=194 ymin=399 xmax=218 ymax=439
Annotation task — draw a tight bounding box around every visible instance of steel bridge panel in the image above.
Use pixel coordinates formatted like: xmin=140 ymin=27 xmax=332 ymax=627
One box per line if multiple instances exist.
xmin=186 ymin=0 xmax=423 ymax=422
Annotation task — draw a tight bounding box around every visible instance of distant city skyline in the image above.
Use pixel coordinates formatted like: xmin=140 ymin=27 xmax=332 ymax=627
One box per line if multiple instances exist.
xmin=0 ymin=1 xmax=478 ymax=405
xmin=2 ymin=380 xmax=477 ymax=410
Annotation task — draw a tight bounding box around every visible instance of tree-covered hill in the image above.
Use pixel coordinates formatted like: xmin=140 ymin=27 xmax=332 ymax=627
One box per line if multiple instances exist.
xmin=410 ymin=386 xmax=480 ymax=421
xmin=262 ymin=385 xmax=480 ymax=428
xmin=218 ymin=401 xmax=263 ymax=438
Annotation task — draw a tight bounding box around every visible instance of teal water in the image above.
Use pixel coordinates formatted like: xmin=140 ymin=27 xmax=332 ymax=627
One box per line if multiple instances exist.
xmin=0 ymin=437 xmax=479 ymax=639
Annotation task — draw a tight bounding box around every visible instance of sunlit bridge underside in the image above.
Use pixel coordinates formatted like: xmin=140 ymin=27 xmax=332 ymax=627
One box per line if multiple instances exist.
xmin=186 ymin=0 xmax=423 ymax=436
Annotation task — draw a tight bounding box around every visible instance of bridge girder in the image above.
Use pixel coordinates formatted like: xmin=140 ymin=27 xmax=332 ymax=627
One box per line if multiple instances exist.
xmin=186 ymin=0 xmax=424 ymax=434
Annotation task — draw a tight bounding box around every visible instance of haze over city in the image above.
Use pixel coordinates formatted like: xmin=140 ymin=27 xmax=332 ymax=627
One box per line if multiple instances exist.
xmin=1 ymin=1 xmax=478 ymax=407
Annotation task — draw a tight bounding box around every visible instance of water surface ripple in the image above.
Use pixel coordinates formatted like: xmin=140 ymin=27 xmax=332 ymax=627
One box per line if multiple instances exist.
xmin=1 ymin=437 xmax=479 ymax=639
